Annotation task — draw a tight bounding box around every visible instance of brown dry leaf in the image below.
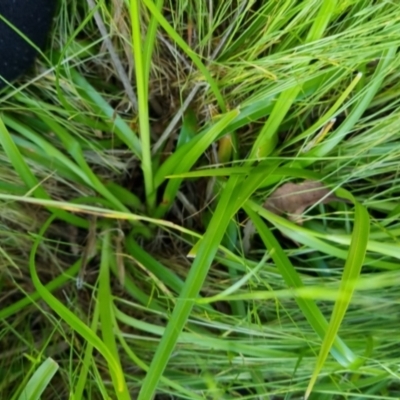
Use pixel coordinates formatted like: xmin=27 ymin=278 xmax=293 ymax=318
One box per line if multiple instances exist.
xmin=243 ymin=180 xmax=347 ymax=254
xmin=263 ymin=180 xmax=345 ymax=224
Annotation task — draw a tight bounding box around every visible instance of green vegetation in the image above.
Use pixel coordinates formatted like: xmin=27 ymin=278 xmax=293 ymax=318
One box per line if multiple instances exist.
xmin=1 ymin=0 xmax=400 ymax=399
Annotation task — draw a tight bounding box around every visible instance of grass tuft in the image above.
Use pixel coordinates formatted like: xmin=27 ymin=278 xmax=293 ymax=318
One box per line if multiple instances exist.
xmin=1 ymin=0 xmax=400 ymax=399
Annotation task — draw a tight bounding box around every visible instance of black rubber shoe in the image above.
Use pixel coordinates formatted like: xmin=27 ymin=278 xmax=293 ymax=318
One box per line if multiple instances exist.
xmin=0 ymin=0 xmax=56 ymax=88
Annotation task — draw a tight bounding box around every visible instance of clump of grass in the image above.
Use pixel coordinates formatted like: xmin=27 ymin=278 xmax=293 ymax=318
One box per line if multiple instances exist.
xmin=1 ymin=0 xmax=400 ymax=399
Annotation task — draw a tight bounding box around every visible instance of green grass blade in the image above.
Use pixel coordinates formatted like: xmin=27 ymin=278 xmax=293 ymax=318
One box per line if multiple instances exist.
xmin=17 ymin=358 xmax=59 ymax=400
xmin=137 ymin=174 xmax=242 ymax=399
xmin=0 ymin=260 xmax=81 ymax=321
xmin=244 ymin=205 xmax=357 ymax=367
xmin=141 ymin=0 xmax=226 ymax=112
xmin=98 ymin=229 xmax=130 ymax=399
xmin=285 ymin=72 xmax=363 ymax=150
xmin=2 ymin=114 xmax=100 ymax=187
xmin=0 ymin=116 xmax=88 ymax=228
xmin=189 ymin=160 xmax=278 ymax=256
xmin=115 ymin=306 xmax=292 ymax=358
xmin=155 ymin=110 xmax=239 ymax=187
xmin=139 ymin=160 xmax=279 ymax=398
xmin=129 ymin=0 xmax=155 ymax=210
xmin=306 ymin=0 xmax=338 ymax=42
xmin=125 ymin=234 xmax=185 ymax=293
xmin=305 ymin=196 xmax=370 ymax=398
xmin=249 ymin=0 xmax=338 ymax=160
xmin=143 ymin=0 xmax=164 ymax=88
xmin=73 ymin=298 xmax=100 ymax=400
xmin=155 ymin=109 xmax=239 ymax=217
xmin=116 ymin=327 xmax=205 ymax=400
xmin=296 ymin=46 xmax=397 ymax=167
xmin=36 ymin=114 xmax=135 ymax=215
xmin=176 ymin=108 xmax=198 ymax=149
xmin=70 ymin=70 xmax=142 ymax=158
xmin=249 ymin=84 xmax=302 ymax=159
xmin=29 ymin=216 xmax=125 ymax=393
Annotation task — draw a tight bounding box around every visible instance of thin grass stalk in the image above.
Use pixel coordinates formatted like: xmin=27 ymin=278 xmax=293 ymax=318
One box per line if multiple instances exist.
xmin=129 ymin=0 xmax=155 ymax=210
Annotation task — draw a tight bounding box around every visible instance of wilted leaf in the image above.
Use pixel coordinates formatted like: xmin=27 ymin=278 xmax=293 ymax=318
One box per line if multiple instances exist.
xmin=264 ymin=180 xmax=347 ymax=223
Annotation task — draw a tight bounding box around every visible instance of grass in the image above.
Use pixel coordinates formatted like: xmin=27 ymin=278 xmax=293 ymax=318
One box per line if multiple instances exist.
xmin=1 ymin=0 xmax=400 ymax=398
